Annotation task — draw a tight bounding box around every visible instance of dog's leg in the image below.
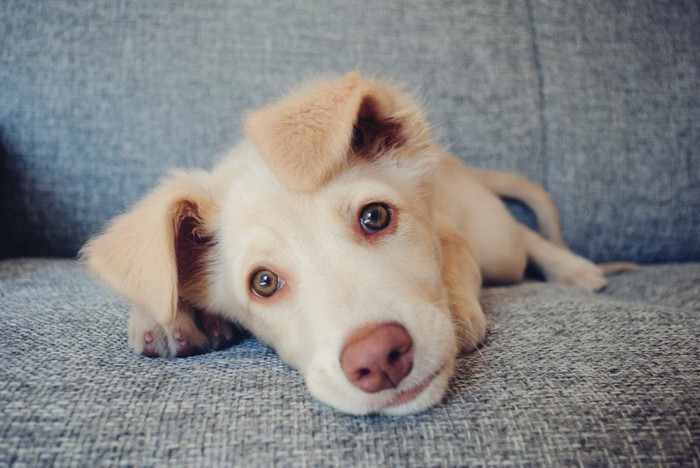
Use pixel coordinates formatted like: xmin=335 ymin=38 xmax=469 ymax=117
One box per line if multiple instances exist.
xmin=128 ymin=304 xmax=245 ymax=358
xmin=128 ymin=306 xmax=170 ymax=357
xmin=519 ymin=224 xmax=607 ymax=291
xmin=438 ymin=222 xmax=488 ymax=352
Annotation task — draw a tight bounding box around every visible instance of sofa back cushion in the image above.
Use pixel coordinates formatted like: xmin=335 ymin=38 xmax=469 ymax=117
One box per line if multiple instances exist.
xmin=0 ymin=0 xmax=543 ymax=258
xmin=531 ymin=0 xmax=700 ymax=263
xmin=1 ymin=0 xmax=698 ymax=263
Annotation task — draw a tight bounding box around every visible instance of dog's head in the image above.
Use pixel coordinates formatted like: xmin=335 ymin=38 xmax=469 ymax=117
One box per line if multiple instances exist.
xmin=84 ymin=72 xmax=481 ymax=415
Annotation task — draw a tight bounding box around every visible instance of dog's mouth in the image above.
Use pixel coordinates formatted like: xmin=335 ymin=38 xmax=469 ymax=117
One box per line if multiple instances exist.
xmin=383 ymin=364 xmax=447 ymax=410
xmin=386 ymin=377 xmax=434 ymax=407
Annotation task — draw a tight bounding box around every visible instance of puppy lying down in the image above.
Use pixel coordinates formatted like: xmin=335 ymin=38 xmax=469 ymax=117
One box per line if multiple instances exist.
xmin=82 ymin=72 xmax=632 ymax=415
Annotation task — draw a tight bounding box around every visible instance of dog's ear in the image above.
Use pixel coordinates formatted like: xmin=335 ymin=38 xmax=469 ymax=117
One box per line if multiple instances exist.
xmin=244 ymin=71 xmax=433 ymax=191
xmin=81 ymin=170 xmax=218 ymax=326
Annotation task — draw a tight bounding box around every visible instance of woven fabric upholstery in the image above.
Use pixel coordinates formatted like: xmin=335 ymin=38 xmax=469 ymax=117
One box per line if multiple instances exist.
xmin=530 ymin=0 xmax=700 ymax=263
xmin=2 ymin=1 xmax=699 ymax=464
xmin=1 ymin=259 xmax=698 ymax=465
xmin=1 ymin=0 xmax=698 ymax=261
xmin=0 ymin=0 xmax=542 ymax=258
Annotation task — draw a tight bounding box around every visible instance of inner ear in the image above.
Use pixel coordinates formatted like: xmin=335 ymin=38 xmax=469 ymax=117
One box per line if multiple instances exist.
xmin=174 ymin=200 xmax=214 ymax=306
xmin=351 ymin=97 xmax=405 ymax=159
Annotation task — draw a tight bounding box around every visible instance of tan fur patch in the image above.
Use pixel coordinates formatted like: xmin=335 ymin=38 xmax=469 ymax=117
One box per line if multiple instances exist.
xmin=81 ymin=170 xmax=219 ymax=325
xmin=244 ymin=72 xmax=436 ymax=192
xmin=244 ymin=72 xmax=365 ymax=191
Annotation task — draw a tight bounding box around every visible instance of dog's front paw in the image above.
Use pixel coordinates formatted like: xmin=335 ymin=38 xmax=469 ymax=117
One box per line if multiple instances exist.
xmin=552 ymin=257 xmax=607 ymax=292
xmin=455 ymin=303 xmax=488 ymax=353
xmin=128 ymin=305 xmax=244 ymax=357
xmin=132 ymin=319 xmax=169 ymax=358
xmin=197 ymin=312 xmax=247 ymax=351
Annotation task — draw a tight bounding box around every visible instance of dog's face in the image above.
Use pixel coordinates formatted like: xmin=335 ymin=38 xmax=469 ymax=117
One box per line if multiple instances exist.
xmin=207 ymin=142 xmax=457 ymax=414
xmin=83 ymin=72 xmax=481 ymax=415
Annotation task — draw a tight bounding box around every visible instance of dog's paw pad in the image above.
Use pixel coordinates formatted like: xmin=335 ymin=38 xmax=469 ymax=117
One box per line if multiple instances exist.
xmin=142 ymin=345 xmax=162 ymax=358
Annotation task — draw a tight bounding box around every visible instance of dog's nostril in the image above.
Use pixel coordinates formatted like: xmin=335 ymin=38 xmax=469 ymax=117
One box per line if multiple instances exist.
xmin=388 ymin=348 xmax=402 ymax=364
xmin=357 ymin=368 xmax=371 ymax=379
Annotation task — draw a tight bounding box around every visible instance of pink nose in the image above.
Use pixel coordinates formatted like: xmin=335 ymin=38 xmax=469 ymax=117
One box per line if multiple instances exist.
xmin=340 ymin=323 xmax=414 ymax=393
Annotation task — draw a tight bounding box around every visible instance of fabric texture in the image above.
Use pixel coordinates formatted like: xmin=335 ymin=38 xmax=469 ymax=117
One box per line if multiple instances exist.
xmin=2 ymin=0 xmax=698 ymax=261
xmin=1 ymin=259 xmax=698 ymax=465
xmin=530 ymin=0 xmax=700 ymax=263
xmin=2 ymin=1 xmax=699 ymax=465
xmin=0 ymin=0 xmax=543 ymax=258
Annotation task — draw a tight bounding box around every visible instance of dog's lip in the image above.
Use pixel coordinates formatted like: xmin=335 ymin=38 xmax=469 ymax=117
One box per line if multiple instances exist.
xmin=385 ymin=365 xmax=444 ymax=408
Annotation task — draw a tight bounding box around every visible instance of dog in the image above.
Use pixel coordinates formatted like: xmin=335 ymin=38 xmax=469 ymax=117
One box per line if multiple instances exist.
xmin=82 ymin=72 xmax=633 ymax=415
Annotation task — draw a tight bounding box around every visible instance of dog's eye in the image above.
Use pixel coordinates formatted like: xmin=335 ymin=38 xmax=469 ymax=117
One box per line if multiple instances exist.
xmin=359 ymin=203 xmax=392 ymax=234
xmin=250 ymin=269 xmax=283 ymax=298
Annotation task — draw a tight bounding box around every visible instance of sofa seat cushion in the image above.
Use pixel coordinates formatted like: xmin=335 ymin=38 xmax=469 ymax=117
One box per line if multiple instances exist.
xmin=602 ymin=263 xmax=700 ymax=312
xmin=1 ymin=259 xmax=697 ymax=465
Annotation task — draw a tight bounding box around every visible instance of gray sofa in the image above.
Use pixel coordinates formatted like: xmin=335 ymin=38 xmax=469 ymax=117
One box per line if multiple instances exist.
xmin=1 ymin=1 xmax=698 ymax=465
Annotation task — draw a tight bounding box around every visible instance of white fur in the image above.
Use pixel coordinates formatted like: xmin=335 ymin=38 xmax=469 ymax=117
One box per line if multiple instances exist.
xmin=204 ymin=142 xmax=457 ymax=414
xmin=82 ymin=73 xmax=626 ymax=415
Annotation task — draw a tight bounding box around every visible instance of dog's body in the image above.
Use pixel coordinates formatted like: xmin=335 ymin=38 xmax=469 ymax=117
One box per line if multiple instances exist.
xmin=83 ymin=72 xmax=630 ymax=415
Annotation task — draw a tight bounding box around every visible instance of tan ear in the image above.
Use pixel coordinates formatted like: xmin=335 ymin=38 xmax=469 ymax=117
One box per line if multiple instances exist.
xmin=244 ymin=71 xmax=430 ymax=191
xmin=81 ymin=170 xmax=219 ymax=326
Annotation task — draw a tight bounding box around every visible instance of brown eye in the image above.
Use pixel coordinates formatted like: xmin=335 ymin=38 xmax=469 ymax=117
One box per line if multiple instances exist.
xmin=359 ymin=203 xmax=391 ymax=234
xmin=250 ymin=269 xmax=282 ymax=298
